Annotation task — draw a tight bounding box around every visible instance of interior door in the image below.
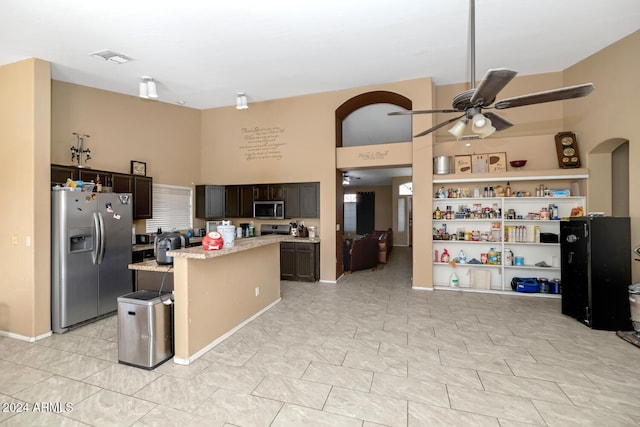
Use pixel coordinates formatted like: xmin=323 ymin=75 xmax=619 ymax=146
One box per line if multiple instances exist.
xmin=408 ymin=196 xmax=413 ymax=247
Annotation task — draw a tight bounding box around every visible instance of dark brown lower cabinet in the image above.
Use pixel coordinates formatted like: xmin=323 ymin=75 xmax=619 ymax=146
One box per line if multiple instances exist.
xmin=280 ymin=241 xmax=320 ymax=282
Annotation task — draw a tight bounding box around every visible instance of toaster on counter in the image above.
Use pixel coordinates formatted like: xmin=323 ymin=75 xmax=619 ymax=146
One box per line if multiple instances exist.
xmin=136 ymin=234 xmax=152 ymax=244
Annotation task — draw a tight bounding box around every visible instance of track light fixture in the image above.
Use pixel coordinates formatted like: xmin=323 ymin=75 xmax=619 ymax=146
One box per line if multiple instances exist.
xmin=139 ymin=77 xmax=158 ymax=99
xmin=236 ymin=92 xmax=248 ymax=110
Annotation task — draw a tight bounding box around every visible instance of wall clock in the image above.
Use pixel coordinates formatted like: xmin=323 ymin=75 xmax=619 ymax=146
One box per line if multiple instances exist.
xmin=131 ymin=160 xmax=147 ymax=176
xmin=554 ymin=132 xmax=581 ymax=168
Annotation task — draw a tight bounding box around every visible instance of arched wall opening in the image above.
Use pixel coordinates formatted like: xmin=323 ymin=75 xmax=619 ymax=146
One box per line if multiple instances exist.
xmin=588 ymin=138 xmax=629 ymax=216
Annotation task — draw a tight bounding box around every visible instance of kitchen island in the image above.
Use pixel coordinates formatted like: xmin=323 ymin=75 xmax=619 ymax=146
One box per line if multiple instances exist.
xmin=140 ymin=235 xmax=287 ymax=364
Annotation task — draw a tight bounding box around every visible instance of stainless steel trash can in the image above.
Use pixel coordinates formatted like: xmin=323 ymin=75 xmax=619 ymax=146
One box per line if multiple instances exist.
xmin=118 ymin=290 xmax=173 ymax=369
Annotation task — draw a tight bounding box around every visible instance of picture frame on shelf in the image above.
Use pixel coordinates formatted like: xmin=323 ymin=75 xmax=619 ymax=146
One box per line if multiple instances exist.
xmin=454 ymin=155 xmax=472 ymax=174
xmin=471 ymin=154 xmax=488 ymax=173
xmin=130 ymin=160 xmax=146 ymax=176
xmin=487 ymin=152 xmax=507 ymax=173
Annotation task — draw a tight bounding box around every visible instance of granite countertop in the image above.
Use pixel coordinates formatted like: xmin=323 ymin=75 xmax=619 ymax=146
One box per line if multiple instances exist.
xmin=166 ymin=234 xmax=320 ymax=260
xmin=129 ymin=258 xmax=174 ymax=272
xmin=129 ymin=235 xmax=319 ymax=266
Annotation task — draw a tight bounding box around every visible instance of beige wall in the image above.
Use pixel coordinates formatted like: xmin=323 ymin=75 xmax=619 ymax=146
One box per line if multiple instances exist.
xmin=51 ymin=81 xmax=202 ymax=233
xmin=0 ymin=59 xmax=51 ymax=338
xmin=200 ymin=78 xmax=434 ymax=283
xmin=51 ymin=81 xmax=202 ymax=186
xmin=563 ymin=29 xmax=640 ymax=280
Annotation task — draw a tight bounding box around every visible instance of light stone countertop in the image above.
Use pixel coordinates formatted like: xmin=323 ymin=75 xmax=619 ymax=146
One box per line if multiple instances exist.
xmin=128 ymin=235 xmax=319 ymax=268
xmin=167 ymin=234 xmax=319 ymax=260
xmin=128 ymin=259 xmax=174 ymax=272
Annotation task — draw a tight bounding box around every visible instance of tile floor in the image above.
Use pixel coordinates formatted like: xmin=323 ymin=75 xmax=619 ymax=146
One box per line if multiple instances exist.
xmin=2 ymin=247 xmax=640 ymax=426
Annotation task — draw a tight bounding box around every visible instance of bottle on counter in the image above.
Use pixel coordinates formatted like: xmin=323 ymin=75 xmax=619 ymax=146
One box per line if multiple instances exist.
xmin=249 ymin=222 xmax=255 ymax=237
xmin=95 ymin=174 xmax=102 ymax=193
xmin=450 ymin=272 xmax=459 ymax=287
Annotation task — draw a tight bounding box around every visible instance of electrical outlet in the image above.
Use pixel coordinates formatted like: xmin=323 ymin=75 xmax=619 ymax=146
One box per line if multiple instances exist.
xmin=255 ymin=287 xmax=260 ymax=297
xmin=25 ymin=236 xmax=31 ymax=247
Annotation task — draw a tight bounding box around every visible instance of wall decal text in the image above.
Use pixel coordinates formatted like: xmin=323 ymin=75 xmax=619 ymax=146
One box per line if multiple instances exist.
xmin=240 ymin=126 xmax=287 ymax=161
xmin=358 ymin=150 xmax=389 ymax=160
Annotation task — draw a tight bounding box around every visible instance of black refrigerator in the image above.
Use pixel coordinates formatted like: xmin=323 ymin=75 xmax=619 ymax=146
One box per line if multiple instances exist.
xmin=560 ymin=216 xmax=631 ymax=330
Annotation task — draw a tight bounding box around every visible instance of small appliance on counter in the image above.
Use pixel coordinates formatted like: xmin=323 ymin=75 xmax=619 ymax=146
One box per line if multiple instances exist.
xmin=136 ymin=234 xmax=153 ymax=244
xmin=260 ymin=224 xmax=291 ymax=236
xmin=308 ymin=226 xmax=318 ymax=240
xmin=217 ymin=220 xmax=235 ymax=248
xmin=155 ymin=232 xmax=187 ymax=265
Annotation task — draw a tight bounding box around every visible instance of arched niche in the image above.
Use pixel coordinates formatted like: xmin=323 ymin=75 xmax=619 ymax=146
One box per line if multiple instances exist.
xmin=588 ymin=137 xmax=629 ymax=216
xmin=335 ymin=91 xmax=412 ymax=147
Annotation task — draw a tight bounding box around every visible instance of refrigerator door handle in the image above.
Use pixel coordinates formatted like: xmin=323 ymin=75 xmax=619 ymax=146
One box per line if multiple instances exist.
xmin=92 ymin=212 xmax=101 ymax=264
xmin=97 ymin=212 xmax=106 ymax=264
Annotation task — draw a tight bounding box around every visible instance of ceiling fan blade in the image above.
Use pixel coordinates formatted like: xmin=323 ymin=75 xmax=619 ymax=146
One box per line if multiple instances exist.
xmin=414 ymin=114 xmax=466 ymax=138
xmin=389 ymin=109 xmax=459 ymax=116
xmin=483 ymin=112 xmax=513 ymax=131
xmin=494 ymin=83 xmax=594 ymax=109
xmin=470 ymin=68 xmax=518 ymax=106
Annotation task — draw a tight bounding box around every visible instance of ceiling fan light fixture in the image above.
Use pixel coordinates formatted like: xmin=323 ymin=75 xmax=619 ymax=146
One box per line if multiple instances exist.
xmin=471 ymin=113 xmax=486 ymax=129
xmin=448 ymin=118 xmax=468 ymax=139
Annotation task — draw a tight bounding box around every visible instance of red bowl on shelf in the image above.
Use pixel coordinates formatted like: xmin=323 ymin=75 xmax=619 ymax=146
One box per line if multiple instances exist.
xmin=509 ymin=160 xmax=527 ymax=168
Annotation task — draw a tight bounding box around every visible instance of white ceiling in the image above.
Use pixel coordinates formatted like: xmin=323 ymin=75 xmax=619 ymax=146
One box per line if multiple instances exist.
xmin=2 ymin=0 xmax=639 ymax=111
xmin=3 ymin=1 xmax=639 ymax=186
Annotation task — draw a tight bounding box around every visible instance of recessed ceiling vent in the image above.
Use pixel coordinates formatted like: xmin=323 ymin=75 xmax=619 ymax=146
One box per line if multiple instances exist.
xmin=89 ymin=50 xmax=132 ymax=64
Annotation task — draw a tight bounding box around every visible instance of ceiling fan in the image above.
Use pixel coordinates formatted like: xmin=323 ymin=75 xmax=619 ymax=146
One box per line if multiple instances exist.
xmin=342 ymin=172 xmax=360 ymax=185
xmin=390 ymin=0 xmax=594 ymax=139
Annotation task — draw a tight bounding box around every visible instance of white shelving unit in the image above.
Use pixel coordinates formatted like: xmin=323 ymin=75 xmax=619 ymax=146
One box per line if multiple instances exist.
xmin=432 ymin=194 xmax=586 ymax=295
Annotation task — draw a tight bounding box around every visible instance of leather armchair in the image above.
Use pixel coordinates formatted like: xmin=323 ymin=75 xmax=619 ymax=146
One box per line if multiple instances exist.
xmin=348 ymin=236 xmax=379 ymax=273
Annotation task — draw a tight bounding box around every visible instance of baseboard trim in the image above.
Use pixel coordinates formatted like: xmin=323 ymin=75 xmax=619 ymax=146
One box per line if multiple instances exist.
xmin=0 ymin=330 xmax=52 ymax=343
xmin=173 ymin=297 xmax=282 ymax=366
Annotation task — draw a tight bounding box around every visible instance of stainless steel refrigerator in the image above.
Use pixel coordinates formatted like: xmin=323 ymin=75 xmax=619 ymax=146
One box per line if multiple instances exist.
xmin=52 ymin=190 xmax=133 ymax=333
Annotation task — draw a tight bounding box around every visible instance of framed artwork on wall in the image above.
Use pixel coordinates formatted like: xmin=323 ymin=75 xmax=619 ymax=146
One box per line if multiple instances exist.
xmin=130 ymin=160 xmax=147 ymax=176
xmin=454 ymin=155 xmax=472 ymax=174
xmin=487 ymin=152 xmax=507 ymax=173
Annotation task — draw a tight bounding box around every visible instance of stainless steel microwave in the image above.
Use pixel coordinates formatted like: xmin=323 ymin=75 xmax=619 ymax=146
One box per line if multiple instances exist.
xmin=253 ymin=201 xmax=284 ymax=219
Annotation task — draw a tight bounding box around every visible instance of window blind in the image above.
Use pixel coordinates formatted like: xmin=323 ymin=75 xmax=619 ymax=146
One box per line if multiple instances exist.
xmin=344 ymin=193 xmax=356 ymax=233
xmin=145 ymin=184 xmax=193 ymax=233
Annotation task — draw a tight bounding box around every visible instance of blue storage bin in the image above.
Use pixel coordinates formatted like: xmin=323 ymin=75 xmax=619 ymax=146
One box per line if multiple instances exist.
xmin=516 ymin=279 xmax=540 ymax=293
